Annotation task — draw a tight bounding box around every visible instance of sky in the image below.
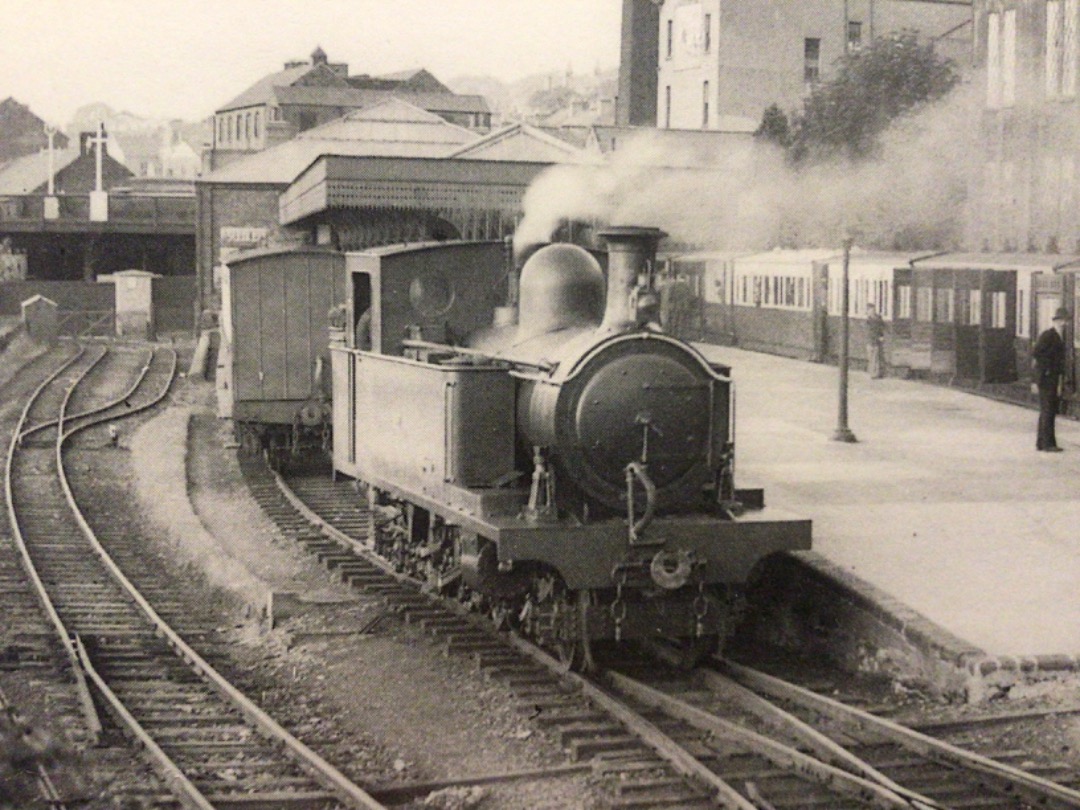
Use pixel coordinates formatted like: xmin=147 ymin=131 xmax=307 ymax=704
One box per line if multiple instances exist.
xmin=2 ymin=0 xmax=623 ymax=125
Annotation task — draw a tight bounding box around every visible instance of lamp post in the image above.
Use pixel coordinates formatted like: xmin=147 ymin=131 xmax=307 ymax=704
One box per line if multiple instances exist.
xmin=43 ymin=126 xmax=59 ymax=220
xmin=833 ymin=237 xmax=858 ymax=443
xmin=88 ymin=122 xmax=108 ymax=222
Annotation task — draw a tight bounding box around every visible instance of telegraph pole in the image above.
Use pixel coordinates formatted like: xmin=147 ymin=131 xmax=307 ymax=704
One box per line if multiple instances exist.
xmin=833 ymin=237 xmax=858 ymax=443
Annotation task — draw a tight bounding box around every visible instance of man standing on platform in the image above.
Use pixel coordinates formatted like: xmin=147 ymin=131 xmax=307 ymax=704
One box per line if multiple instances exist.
xmin=1033 ymin=307 xmax=1070 ymax=452
xmin=866 ymin=303 xmax=886 ymax=379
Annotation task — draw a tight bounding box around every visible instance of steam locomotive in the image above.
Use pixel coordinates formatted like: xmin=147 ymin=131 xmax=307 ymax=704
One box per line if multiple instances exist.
xmin=328 ymin=227 xmax=811 ymax=667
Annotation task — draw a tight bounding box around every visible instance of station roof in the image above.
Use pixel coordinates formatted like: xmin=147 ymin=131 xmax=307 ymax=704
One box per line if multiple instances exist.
xmin=278 ymin=153 xmax=553 ymax=225
xmin=199 ymin=99 xmax=479 ymax=186
xmin=445 ymin=123 xmax=591 ymax=163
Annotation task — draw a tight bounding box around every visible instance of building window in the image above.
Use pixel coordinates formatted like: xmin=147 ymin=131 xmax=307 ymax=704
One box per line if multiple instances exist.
xmin=847 ymin=21 xmax=862 ymax=51
xmin=235 ymin=115 xmax=241 ymax=141
xmin=804 ymin=38 xmax=821 ymax=84
xmin=1003 ymin=9 xmax=1017 ymax=105
xmin=988 ymin=10 xmax=1017 ymax=107
xmin=665 ymin=85 xmax=671 ymax=128
xmin=702 ymin=81 xmax=710 ymax=128
xmin=704 ymin=13 xmax=712 ymax=52
xmin=667 ymin=18 xmax=674 ymax=58
xmin=217 ymin=117 xmax=224 ymax=145
xmin=245 ymin=112 xmax=251 ymax=141
xmin=1047 ymin=0 xmax=1079 ymax=98
xmin=253 ymin=111 xmax=260 ymax=139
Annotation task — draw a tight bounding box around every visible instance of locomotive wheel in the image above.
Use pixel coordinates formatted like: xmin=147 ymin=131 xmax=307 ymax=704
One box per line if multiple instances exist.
xmin=552 ymin=591 xmax=595 ymax=672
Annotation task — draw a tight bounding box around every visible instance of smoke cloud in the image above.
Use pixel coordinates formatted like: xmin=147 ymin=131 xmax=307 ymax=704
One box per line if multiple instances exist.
xmin=515 ymin=79 xmax=981 ymax=255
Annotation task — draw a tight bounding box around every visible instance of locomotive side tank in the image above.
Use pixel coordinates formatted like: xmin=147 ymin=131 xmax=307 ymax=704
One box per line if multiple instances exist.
xmin=331 ymin=229 xmax=811 ymax=667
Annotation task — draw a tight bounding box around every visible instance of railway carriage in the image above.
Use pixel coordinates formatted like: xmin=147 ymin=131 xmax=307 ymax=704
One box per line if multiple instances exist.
xmin=216 ymin=246 xmax=346 ymax=458
xmin=330 ymin=229 xmax=811 ymax=667
xmin=675 ymin=245 xmax=1080 ymax=391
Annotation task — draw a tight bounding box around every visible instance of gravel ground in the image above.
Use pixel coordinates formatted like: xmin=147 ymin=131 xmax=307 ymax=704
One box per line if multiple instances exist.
xmin=129 ymin=370 xmax=601 ymax=809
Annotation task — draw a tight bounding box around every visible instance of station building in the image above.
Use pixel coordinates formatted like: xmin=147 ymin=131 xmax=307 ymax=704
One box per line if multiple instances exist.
xmin=195 ymin=99 xmax=588 ymax=314
xmin=619 ymin=0 xmax=974 ymax=131
xmin=205 ymin=47 xmax=492 ymax=173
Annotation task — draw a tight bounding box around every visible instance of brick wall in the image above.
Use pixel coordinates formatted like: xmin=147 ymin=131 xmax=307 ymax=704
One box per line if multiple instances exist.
xmin=195 ymin=183 xmax=288 ymax=316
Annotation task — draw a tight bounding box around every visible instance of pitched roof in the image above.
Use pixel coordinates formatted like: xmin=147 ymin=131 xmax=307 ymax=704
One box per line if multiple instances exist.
xmin=218 ymin=62 xmax=484 ymax=115
xmin=0 ymin=148 xmax=80 ymax=193
xmin=217 ymin=63 xmax=321 ymax=112
xmin=200 ymin=98 xmax=478 ymax=185
xmin=446 ymin=123 xmax=590 ymax=163
xmin=400 ymin=91 xmax=490 ymax=114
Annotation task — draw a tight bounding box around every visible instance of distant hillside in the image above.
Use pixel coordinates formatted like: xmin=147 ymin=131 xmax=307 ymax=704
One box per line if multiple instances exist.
xmin=448 ymin=67 xmax=618 ymax=124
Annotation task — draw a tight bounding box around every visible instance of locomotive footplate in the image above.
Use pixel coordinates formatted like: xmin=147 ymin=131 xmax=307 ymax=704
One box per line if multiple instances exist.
xmin=494 ymin=509 xmax=812 ymax=591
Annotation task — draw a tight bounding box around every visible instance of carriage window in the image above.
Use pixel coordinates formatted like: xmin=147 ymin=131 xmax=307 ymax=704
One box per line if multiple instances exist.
xmin=877 ymin=279 xmax=890 ymax=316
xmin=967 ymin=291 xmax=984 ymax=326
xmin=935 ymin=288 xmax=955 ymax=323
xmin=897 ymin=284 xmax=912 ymax=319
xmin=990 ymin=291 xmax=1008 ymax=328
xmin=915 ymin=287 xmax=933 ymax=321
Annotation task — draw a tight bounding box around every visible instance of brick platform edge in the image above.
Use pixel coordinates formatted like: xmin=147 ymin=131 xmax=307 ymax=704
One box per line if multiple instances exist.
xmin=736 ymin=550 xmax=1080 ymax=702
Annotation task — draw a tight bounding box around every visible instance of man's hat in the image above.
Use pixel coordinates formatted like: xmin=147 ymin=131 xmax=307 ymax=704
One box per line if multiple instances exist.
xmin=1053 ymin=307 xmax=1071 ymax=322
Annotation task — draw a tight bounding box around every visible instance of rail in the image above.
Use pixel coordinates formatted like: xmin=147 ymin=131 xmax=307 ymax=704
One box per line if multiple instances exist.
xmin=52 ymin=349 xmax=387 ymax=810
xmin=718 ymin=658 xmax=1080 ymax=809
xmin=4 ymin=345 xmax=104 ymax=742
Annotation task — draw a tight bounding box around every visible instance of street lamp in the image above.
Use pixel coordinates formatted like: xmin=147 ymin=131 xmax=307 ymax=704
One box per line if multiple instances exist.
xmin=833 ymin=237 xmax=858 ymax=443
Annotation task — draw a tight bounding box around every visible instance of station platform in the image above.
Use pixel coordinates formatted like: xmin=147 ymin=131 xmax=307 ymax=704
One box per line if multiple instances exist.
xmin=695 ymin=343 xmax=1080 ymax=661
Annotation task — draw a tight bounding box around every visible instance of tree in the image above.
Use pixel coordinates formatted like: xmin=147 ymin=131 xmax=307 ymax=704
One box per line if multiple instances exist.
xmin=790 ymin=30 xmax=959 ymax=164
xmin=754 ymin=104 xmax=792 ymax=149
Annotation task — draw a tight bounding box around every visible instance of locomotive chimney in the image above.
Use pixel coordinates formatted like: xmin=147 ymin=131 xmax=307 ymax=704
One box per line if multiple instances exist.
xmin=597 ymin=226 xmax=666 ymax=331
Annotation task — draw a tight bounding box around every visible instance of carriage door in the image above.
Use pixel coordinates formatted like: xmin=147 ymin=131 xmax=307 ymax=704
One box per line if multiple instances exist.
xmin=811 ymin=262 xmax=829 ymax=362
xmin=1032 ymin=272 xmax=1064 ymax=345
xmin=975 ymin=270 xmax=1017 ymax=383
xmin=891 ymin=267 xmax=912 ymax=370
xmin=1065 ymin=271 xmax=1079 ymax=411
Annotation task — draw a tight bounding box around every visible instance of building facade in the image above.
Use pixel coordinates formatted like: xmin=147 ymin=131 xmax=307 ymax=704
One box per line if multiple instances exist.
xmin=205 ymin=47 xmax=492 ymax=172
xmin=970 ymin=0 xmax=1080 ymax=254
xmin=622 ymin=0 xmax=974 ymax=131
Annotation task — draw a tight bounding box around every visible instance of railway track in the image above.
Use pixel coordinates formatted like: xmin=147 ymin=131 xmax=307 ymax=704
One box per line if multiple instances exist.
xmin=6 ymin=341 xmax=386 ymax=809
xmin=257 ymin=457 xmax=1080 ymax=809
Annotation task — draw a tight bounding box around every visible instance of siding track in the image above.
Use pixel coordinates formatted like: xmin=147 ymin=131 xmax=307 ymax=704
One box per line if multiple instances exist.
xmin=6 ymin=342 xmax=385 ymax=810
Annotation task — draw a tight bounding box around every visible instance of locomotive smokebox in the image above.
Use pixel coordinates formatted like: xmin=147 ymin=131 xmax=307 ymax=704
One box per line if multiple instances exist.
xmin=598 ymin=226 xmax=667 ymax=331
